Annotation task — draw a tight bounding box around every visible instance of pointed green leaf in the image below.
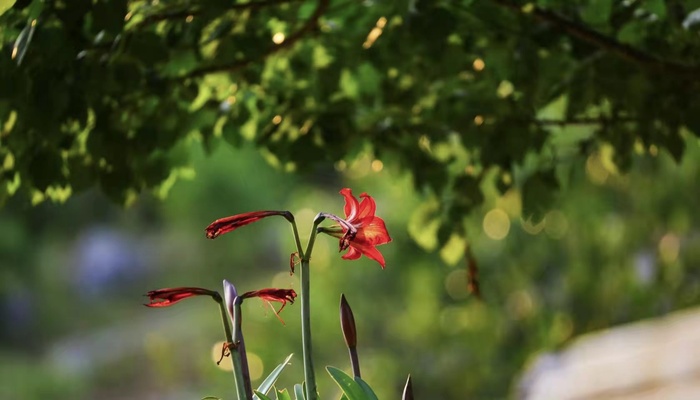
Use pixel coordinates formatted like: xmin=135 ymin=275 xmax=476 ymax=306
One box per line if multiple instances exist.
xmin=254 ymin=353 xmax=293 ymax=399
xmin=354 ymin=377 xmax=379 ymax=400
xmin=326 ymin=366 xmax=367 ymax=400
xmin=276 ymin=388 xmax=292 ymax=400
xmin=293 ymin=384 xmax=305 ymax=400
xmin=0 ymin=0 xmax=16 ymax=16
xmin=12 ymin=19 xmax=37 ymax=66
xmin=254 ymin=391 xmax=274 ymax=400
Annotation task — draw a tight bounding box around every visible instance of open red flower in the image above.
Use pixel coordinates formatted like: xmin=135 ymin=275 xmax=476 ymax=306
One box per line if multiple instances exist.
xmin=241 ymin=288 xmax=297 ymax=324
xmin=321 ymin=188 xmax=391 ymax=268
xmin=205 ymin=210 xmax=292 ymax=239
xmin=145 ymin=287 xmax=220 ymax=307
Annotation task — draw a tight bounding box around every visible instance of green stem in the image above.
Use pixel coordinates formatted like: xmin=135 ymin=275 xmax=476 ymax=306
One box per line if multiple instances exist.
xmin=217 ymin=300 xmax=250 ymax=400
xmin=233 ymin=296 xmax=253 ymax=400
xmin=289 ymin=217 xmax=305 ymax=259
xmin=300 ymin=214 xmax=325 ymax=400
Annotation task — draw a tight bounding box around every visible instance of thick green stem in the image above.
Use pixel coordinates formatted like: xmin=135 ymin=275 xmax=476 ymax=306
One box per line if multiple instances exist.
xmin=217 ymin=300 xmax=249 ymax=400
xmin=233 ymin=297 xmax=253 ymax=400
xmin=299 ymin=214 xmax=325 ymax=400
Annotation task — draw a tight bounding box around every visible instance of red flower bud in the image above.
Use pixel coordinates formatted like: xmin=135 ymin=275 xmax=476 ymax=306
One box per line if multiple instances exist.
xmin=144 ymin=287 xmax=219 ymax=307
xmin=205 ymin=210 xmax=293 ymax=239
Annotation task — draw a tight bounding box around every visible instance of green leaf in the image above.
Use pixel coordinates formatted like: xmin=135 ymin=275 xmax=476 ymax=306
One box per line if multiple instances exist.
xmin=254 ymin=391 xmax=274 ymax=400
xmin=641 ymin=0 xmax=666 ymax=19
xmin=293 ymin=384 xmax=305 ymax=400
xmin=354 ymin=377 xmax=379 ymax=400
xmin=580 ymin=0 xmax=612 ymax=25
xmin=0 ymin=0 xmax=16 ymax=16
xmin=254 ymin=353 xmax=293 ymax=399
xmin=276 ymin=389 xmax=292 ymax=400
xmin=12 ymin=19 xmax=37 ymax=66
xmin=326 ymin=366 xmax=367 ymax=400
xmin=201 ymin=397 xmax=222 ymax=400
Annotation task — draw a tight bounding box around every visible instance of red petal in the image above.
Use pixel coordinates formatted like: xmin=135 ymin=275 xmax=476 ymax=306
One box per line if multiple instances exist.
xmin=345 ymin=241 xmax=386 ymax=268
xmin=205 ymin=211 xmax=290 ymax=239
xmin=356 ymin=193 xmax=377 ymax=223
xmin=340 ymin=188 xmax=360 ymax=221
xmin=341 ymin=246 xmax=362 ymax=260
xmin=354 ymin=216 xmax=392 ymax=246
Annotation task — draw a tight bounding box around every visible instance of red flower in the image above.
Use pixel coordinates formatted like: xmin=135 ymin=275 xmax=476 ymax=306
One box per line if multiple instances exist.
xmin=145 ymin=287 xmax=220 ymax=307
xmin=324 ymin=188 xmax=391 ymax=268
xmin=205 ymin=210 xmax=292 ymax=239
xmin=241 ymin=288 xmax=297 ymax=324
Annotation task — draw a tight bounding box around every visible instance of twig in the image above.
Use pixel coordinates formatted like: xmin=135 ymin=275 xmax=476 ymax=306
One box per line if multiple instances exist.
xmin=180 ymin=0 xmax=329 ymax=79
xmin=491 ymin=0 xmax=700 ymax=77
xmin=465 ymin=244 xmax=481 ymax=300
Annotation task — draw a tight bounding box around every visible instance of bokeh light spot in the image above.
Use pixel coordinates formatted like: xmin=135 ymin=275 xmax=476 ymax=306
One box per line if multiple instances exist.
xmin=483 ymin=209 xmax=510 ymax=240
xmin=473 ymin=58 xmax=485 ymax=71
xmin=371 ymin=159 xmax=383 ymax=172
xmin=272 ymin=32 xmax=285 ymax=44
xmin=659 ymin=233 xmax=680 ymax=264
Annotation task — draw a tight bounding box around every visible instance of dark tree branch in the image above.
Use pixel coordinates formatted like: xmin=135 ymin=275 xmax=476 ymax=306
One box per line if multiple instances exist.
xmin=491 ymin=0 xmax=700 ymax=77
xmin=178 ymin=0 xmax=329 ymax=79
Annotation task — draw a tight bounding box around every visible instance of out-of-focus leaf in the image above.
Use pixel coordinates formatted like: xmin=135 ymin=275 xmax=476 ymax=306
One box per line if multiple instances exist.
xmin=253 ymin=392 xmax=273 ymax=400
xmin=276 ymin=389 xmax=292 ymax=400
xmin=0 ymin=0 xmax=16 ymax=16
xmin=354 ymin=377 xmax=379 ymax=400
xmin=12 ymin=19 xmax=37 ymax=65
xmin=580 ymin=0 xmax=613 ymax=25
xmin=293 ymin=384 xmax=304 ymax=400
xmin=326 ymin=366 xmax=367 ymax=400
xmin=254 ymin=353 xmax=293 ymax=399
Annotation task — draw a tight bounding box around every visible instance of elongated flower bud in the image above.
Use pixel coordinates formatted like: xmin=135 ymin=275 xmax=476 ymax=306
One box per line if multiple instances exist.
xmin=205 ymin=210 xmax=293 ymax=239
xmin=402 ymin=375 xmax=414 ymax=400
xmin=340 ymin=294 xmax=357 ymax=348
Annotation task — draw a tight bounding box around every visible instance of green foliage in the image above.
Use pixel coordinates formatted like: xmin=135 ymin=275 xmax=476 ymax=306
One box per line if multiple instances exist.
xmin=326 ymin=367 xmax=367 ymax=400
xmin=254 ymin=353 xmax=295 ymax=400
xmin=1 ymin=0 xmax=699 ymax=238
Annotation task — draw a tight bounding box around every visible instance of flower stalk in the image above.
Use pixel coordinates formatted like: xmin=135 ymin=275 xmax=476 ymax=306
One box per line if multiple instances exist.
xmin=298 ymin=213 xmax=325 ymax=400
xmin=223 ymin=280 xmax=253 ymax=400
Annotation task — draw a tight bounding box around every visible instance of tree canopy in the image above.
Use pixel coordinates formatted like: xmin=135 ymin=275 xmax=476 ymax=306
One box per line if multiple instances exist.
xmin=1 ymin=0 xmax=700 ymax=239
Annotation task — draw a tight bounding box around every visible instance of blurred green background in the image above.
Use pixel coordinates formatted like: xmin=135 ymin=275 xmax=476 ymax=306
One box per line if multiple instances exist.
xmin=2 ymin=134 xmax=699 ymax=399
xmin=3 ymin=0 xmax=700 ymax=398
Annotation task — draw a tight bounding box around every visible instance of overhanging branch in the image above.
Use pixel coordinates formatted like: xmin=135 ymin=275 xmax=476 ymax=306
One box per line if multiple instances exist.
xmin=180 ymin=0 xmax=329 ymax=79
xmin=491 ymin=0 xmax=700 ymax=77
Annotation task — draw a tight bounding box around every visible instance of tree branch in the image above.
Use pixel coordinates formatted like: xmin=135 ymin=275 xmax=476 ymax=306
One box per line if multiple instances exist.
xmin=491 ymin=0 xmax=700 ymax=77
xmin=180 ymin=0 xmax=329 ymax=79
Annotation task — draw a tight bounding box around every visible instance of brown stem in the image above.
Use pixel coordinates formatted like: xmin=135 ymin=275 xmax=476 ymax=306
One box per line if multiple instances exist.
xmin=466 ymin=244 xmax=481 ymax=300
xmin=491 ymin=0 xmax=700 ymax=77
xmin=180 ymin=0 xmax=329 ymax=79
